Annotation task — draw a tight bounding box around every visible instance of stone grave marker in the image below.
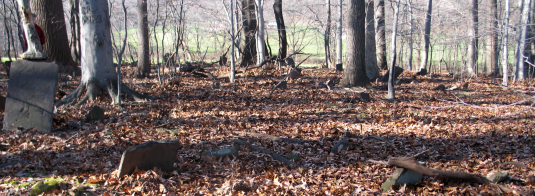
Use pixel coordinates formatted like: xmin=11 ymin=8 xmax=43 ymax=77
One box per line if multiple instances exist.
xmin=118 ymin=139 xmax=181 ymax=177
xmin=3 ymin=60 xmax=58 ymax=133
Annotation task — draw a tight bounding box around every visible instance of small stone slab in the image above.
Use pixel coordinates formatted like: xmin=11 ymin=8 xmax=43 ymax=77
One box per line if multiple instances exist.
xmin=360 ymin=92 xmax=370 ymax=101
xmin=382 ymin=167 xmax=423 ymax=192
xmin=331 ymin=138 xmax=350 ymax=153
xmin=117 ymin=139 xmax=181 ymax=177
xmin=201 ymin=146 xmax=239 ymax=158
xmin=3 ymin=60 xmax=58 ymax=133
xmin=486 ymin=171 xmax=509 ymax=183
xmin=85 ymin=106 xmax=105 ymax=122
xmin=380 ymin=66 xmax=404 ymax=82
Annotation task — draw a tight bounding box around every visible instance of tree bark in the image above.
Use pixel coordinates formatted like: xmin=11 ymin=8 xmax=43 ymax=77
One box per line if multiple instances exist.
xmin=273 ymin=0 xmax=287 ymax=60
xmin=515 ymin=0 xmax=532 ymax=81
xmin=419 ymin=0 xmax=433 ymax=73
xmin=255 ymin=0 xmax=265 ymax=65
xmin=408 ymin=0 xmax=414 ymax=72
xmin=56 ymin=0 xmax=147 ymax=107
xmin=31 ymin=0 xmax=77 ymax=72
xmin=241 ymin=0 xmax=257 ymax=65
xmin=365 ymin=0 xmax=379 ymax=80
xmin=502 ymin=0 xmax=510 ymax=86
xmin=135 ymin=0 xmax=150 ymax=78
xmin=374 ymin=0 xmax=387 ymax=70
xmin=485 ymin=0 xmax=498 ymax=76
xmin=339 ymin=0 xmax=370 ymax=87
xmin=466 ymin=0 xmax=478 ymax=77
xmin=16 ymin=0 xmax=46 ymax=60
xmin=336 ymin=0 xmax=343 ymax=66
xmin=386 ymin=0 xmax=400 ymax=100
xmin=324 ymin=0 xmax=331 ymax=68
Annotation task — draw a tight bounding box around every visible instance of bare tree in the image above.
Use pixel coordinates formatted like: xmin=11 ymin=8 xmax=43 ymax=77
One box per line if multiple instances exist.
xmin=135 ymin=0 xmax=150 ymax=78
xmin=339 ymin=0 xmax=370 ymax=87
xmin=255 ymin=0 xmax=265 ymax=65
xmin=324 ymin=0 xmax=331 ymax=68
xmin=502 ymin=0 xmax=510 ymax=86
xmin=407 ymin=0 xmax=414 ymax=72
xmin=16 ymin=0 xmax=46 ymax=60
xmin=365 ymin=0 xmax=379 ymax=80
xmin=242 ymin=0 xmax=257 ymax=65
xmin=336 ymin=0 xmax=342 ymax=66
xmin=31 ymin=0 xmax=77 ymax=72
xmin=418 ymin=0 xmax=432 ymax=74
xmin=466 ymin=0 xmax=478 ymax=77
xmin=386 ymin=0 xmax=400 ymax=100
xmin=375 ymin=0 xmax=386 ymax=70
xmin=485 ymin=0 xmax=498 ymax=76
xmin=56 ymin=0 xmax=147 ymax=107
xmin=514 ymin=0 xmax=532 ymax=81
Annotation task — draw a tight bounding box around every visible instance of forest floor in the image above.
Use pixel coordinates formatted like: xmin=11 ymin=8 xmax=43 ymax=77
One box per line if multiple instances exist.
xmin=1 ymin=63 xmax=535 ymax=195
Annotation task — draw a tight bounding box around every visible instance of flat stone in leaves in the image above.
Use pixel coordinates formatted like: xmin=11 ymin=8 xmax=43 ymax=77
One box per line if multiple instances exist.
xmin=117 ymin=139 xmax=181 ymax=177
xmin=3 ymin=60 xmax=58 ymax=133
xmin=85 ymin=106 xmax=105 ymax=121
xmin=201 ymin=146 xmax=239 ymax=158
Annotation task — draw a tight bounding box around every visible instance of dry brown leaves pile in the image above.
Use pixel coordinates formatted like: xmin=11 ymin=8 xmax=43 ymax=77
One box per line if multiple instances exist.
xmin=1 ymin=64 xmax=535 ymax=195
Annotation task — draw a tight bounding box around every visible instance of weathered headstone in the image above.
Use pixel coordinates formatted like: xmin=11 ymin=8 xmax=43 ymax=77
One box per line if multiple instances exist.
xmin=85 ymin=106 xmax=105 ymax=121
xmin=380 ymin=66 xmax=404 ymax=82
xmin=117 ymin=139 xmax=181 ymax=177
xmin=3 ymin=60 xmax=58 ymax=133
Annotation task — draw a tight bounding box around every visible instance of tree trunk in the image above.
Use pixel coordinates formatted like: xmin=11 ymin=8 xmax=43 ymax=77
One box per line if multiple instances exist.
xmin=273 ymin=0 xmax=287 ymax=60
xmin=408 ymin=0 xmax=414 ymax=72
xmin=336 ymin=0 xmax=343 ymax=66
xmin=241 ymin=0 xmax=257 ymax=65
xmin=323 ymin=0 xmax=331 ymax=68
xmin=375 ymin=0 xmax=387 ymax=70
xmin=56 ymin=0 xmax=147 ymax=107
xmin=339 ymin=0 xmax=370 ymax=87
xmin=69 ymin=0 xmax=81 ymax=64
xmin=466 ymin=0 xmax=478 ymax=77
xmin=485 ymin=0 xmax=498 ymax=76
xmin=134 ymin=0 xmax=150 ymax=78
xmin=386 ymin=0 xmax=400 ymax=100
xmin=515 ymin=0 xmax=532 ymax=81
xmin=365 ymin=0 xmax=379 ymax=80
xmin=255 ymin=0 xmax=265 ymax=65
xmin=419 ymin=0 xmax=433 ymax=73
xmin=31 ymin=0 xmax=77 ymax=72
xmin=16 ymin=0 xmax=46 ymax=60
xmin=230 ymin=0 xmax=236 ymax=83
xmin=502 ymin=0 xmax=510 ymax=86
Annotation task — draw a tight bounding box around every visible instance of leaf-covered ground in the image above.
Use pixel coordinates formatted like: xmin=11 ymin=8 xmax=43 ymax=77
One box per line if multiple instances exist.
xmin=1 ymin=64 xmax=535 ymax=195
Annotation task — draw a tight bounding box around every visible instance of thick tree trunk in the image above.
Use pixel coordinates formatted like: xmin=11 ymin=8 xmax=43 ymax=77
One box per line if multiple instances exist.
xmin=365 ymin=0 xmax=379 ymax=80
xmin=31 ymin=0 xmax=77 ymax=72
xmin=375 ymin=0 xmax=387 ymax=70
xmin=56 ymin=0 xmax=147 ymax=107
xmin=16 ymin=0 xmax=46 ymax=60
xmin=485 ymin=0 xmax=498 ymax=76
xmin=135 ymin=0 xmax=150 ymax=78
xmin=273 ymin=0 xmax=287 ymax=60
xmin=339 ymin=0 xmax=370 ymax=87
xmin=241 ymin=0 xmax=257 ymax=65
xmin=502 ymin=0 xmax=510 ymax=86
xmin=386 ymin=0 xmax=400 ymax=100
xmin=515 ymin=0 xmax=532 ymax=81
xmin=466 ymin=0 xmax=478 ymax=77
xmin=324 ymin=0 xmax=331 ymax=68
xmin=419 ymin=0 xmax=433 ymax=73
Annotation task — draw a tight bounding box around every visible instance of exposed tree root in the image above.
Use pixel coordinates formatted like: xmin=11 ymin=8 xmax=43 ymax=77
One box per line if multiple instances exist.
xmin=55 ymin=78 xmax=152 ymax=107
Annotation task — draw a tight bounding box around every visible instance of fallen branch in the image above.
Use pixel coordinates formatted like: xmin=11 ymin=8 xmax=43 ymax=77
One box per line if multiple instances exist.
xmin=232 ymin=138 xmax=302 ymax=168
xmin=387 ymin=157 xmax=490 ymax=184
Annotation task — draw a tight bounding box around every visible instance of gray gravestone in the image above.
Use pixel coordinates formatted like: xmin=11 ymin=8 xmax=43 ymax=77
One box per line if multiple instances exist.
xmin=3 ymin=60 xmax=58 ymax=133
xmin=118 ymin=139 xmax=181 ymax=177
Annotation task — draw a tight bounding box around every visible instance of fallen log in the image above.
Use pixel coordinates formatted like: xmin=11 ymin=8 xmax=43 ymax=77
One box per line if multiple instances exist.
xmin=387 ymin=157 xmax=490 ymax=184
